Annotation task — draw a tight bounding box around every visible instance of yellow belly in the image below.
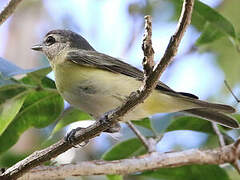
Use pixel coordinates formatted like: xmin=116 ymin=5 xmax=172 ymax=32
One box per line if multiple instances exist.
xmin=53 ymin=61 xmax=196 ymax=121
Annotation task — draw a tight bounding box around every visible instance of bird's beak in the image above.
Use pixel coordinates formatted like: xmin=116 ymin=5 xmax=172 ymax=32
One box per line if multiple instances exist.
xmin=31 ymin=44 xmax=43 ymax=51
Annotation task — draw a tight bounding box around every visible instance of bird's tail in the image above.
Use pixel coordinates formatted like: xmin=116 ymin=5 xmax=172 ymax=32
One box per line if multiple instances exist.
xmin=183 ymin=108 xmax=239 ymax=128
xmin=174 ymin=93 xmax=236 ymax=113
xmin=165 ymin=90 xmax=236 ymax=114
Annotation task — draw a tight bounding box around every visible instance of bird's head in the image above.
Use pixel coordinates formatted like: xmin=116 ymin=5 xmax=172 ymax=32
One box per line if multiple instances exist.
xmin=32 ymin=29 xmax=94 ymax=60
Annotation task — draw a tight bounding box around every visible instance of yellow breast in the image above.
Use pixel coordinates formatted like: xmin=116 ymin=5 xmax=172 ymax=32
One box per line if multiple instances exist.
xmin=52 ymin=60 xmax=197 ymax=121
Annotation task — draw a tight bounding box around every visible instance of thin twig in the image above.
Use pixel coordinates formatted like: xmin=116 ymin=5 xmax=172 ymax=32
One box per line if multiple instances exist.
xmin=0 ymin=0 xmax=195 ymax=179
xmin=126 ymin=15 xmax=156 ymax=153
xmin=211 ymin=122 xmax=225 ymax=147
xmin=142 ymin=15 xmax=155 ymax=77
xmin=224 ymin=80 xmax=240 ymax=103
xmin=155 ymin=0 xmax=194 ymax=75
xmin=0 ymin=0 xmax=23 ymax=26
xmin=19 ymin=143 xmax=240 ymax=179
xmin=126 ymin=121 xmax=156 ymax=152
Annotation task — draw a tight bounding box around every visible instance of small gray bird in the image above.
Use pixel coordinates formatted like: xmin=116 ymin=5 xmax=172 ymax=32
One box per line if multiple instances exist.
xmin=32 ymin=29 xmax=239 ymax=129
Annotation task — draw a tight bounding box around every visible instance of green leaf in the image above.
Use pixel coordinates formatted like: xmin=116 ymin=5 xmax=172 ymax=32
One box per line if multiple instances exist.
xmin=102 ymin=138 xmax=146 ymax=161
xmin=20 ymin=68 xmax=52 ymax=87
xmin=0 ymin=90 xmax=64 ymax=153
xmin=0 ymin=84 xmax=26 ymax=104
xmin=41 ymin=77 xmax=56 ymax=89
xmin=166 ymin=115 xmax=235 ymax=145
xmin=106 ymin=175 xmax=123 ymax=180
xmin=166 ymin=116 xmax=213 ymax=134
xmin=194 ymin=1 xmax=236 ymax=39
xmin=171 ymin=0 xmax=236 ymax=45
xmin=0 ymin=151 xmax=28 ymax=167
xmin=0 ymin=91 xmax=28 ymax=135
xmin=141 ymin=165 xmax=229 ymax=180
xmin=196 ymin=23 xmax=224 ymax=46
xmin=20 ymin=91 xmax=64 ymax=128
xmin=23 ymin=66 xmax=51 ymax=85
xmin=132 ymin=117 xmax=152 ymax=130
xmin=27 ymin=66 xmax=51 ymax=80
xmin=51 ymin=107 xmax=92 ymax=135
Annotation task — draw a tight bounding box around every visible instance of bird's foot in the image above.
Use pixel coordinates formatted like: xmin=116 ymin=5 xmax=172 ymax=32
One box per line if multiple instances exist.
xmin=99 ymin=110 xmax=121 ymax=133
xmin=64 ymin=127 xmax=89 ymax=148
xmin=104 ymin=122 xmax=121 ymax=133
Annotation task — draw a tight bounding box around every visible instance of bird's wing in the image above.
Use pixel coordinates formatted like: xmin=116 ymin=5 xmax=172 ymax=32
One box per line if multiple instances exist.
xmin=65 ymin=49 xmax=237 ymax=114
xmin=66 ymin=49 xmax=198 ymax=98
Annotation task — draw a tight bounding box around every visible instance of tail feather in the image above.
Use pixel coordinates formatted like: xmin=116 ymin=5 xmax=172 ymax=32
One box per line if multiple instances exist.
xmin=166 ymin=91 xmax=236 ymax=113
xmin=183 ymin=109 xmax=239 ymax=128
xmin=190 ymin=101 xmax=236 ymax=113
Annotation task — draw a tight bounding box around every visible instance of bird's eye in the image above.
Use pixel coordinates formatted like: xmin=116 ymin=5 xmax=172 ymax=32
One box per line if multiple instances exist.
xmin=45 ymin=36 xmax=56 ymax=46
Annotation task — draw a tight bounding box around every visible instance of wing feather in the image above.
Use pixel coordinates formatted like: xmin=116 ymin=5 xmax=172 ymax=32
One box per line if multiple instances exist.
xmin=65 ymin=49 xmax=237 ymax=114
xmin=66 ymin=49 xmax=192 ymax=96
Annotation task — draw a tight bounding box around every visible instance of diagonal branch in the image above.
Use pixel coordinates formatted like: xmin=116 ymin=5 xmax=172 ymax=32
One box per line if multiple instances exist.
xmin=0 ymin=0 xmax=195 ymax=179
xmin=19 ymin=143 xmax=239 ymax=180
xmin=126 ymin=121 xmax=156 ymax=152
xmin=212 ymin=122 xmax=225 ymax=147
xmin=0 ymin=0 xmax=23 ymax=26
xmin=224 ymin=80 xmax=240 ymax=103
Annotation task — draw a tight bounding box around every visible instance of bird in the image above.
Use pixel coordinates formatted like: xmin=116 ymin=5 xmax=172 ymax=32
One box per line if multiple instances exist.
xmin=31 ymin=29 xmax=239 ymax=130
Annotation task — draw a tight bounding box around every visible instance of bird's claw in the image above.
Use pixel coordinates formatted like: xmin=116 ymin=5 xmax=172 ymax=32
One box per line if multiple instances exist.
xmin=99 ymin=109 xmax=117 ymax=125
xmin=104 ymin=122 xmax=121 ymax=133
xmin=64 ymin=127 xmax=89 ymax=148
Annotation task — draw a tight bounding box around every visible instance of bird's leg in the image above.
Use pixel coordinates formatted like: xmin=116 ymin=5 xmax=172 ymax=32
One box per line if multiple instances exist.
xmin=64 ymin=110 xmax=120 ymax=147
xmin=103 ymin=122 xmax=121 ymax=133
xmin=64 ymin=127 xmax=89 ymax=148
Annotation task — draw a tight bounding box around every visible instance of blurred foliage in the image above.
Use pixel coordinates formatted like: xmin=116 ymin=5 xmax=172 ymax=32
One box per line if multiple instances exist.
xmin=0 ymin=0 xmax=240 ymax=180
xmin=102 ymin=138 xmax=146 ymax=161
xmin=128 ymin=0 xmax=240 ymax=88
xmin=0 ymin=151 xmax=28 ymax=167
xmin=106 ymin=175 xmax=123 ymax=180
xmin=171 ymin=0 xmax=240 ymax=87
xmin=166 ymin=116 xmax=214 ymax=133
xmin=132 ymin=117 xmax=153 ymax=130
xmin=0 ymin=58 xmax=64 ymax=153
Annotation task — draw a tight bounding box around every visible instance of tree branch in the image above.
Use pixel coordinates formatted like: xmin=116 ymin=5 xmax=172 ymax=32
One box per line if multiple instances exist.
xmin=19 ymin=143 xmax=239 ymax=180
xmin=224 ymin=80 xmax=240 ymax=103
xmin=0 ymin=0 xmax=23 ymax=26
xmin=0 ymin=0 xmax=195 ymax=179
xmin=212 ymin=122 xmax=225 ymax=147
xmin=142 ymin=15 xmax=155 ymax=76
xmin=126 ymin=121 xmax=156 ymax=152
